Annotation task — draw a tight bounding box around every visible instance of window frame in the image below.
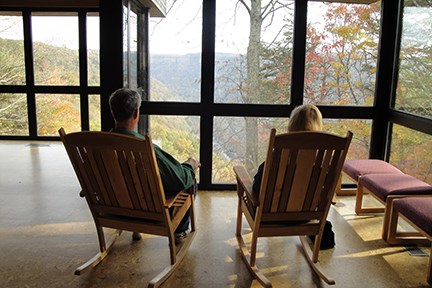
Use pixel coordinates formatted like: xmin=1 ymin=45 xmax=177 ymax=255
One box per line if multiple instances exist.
xmin=1 ymin=0 xmax=432 ymax=190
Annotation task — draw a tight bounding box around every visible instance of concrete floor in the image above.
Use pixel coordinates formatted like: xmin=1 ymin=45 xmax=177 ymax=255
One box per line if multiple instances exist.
xmin=0 ymin=141 xmax=430 ymax=288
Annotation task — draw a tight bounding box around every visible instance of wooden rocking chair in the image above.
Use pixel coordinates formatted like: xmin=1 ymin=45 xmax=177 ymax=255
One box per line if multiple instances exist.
xmin=234 ymin=129 xmax=352 ymax=287
xmin=59 ymin=128 xmax=196 ymax=288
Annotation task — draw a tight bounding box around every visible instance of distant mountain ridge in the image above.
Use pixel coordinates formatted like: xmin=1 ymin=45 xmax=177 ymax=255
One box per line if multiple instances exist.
xmin=150 ymin=52 xmax=243 ymax=102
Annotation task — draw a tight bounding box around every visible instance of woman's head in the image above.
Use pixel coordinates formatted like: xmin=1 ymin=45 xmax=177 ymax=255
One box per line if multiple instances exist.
xmin=288 ymin=104 xmax=323 ymax=132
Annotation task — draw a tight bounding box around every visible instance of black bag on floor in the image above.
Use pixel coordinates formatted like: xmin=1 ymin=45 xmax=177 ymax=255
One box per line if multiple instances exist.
xmin=308 ymin=220 xmax=335 ymax=250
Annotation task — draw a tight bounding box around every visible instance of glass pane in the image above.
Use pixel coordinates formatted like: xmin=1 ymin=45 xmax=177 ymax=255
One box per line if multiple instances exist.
xmin=123 ymin=5 xmax=138 ymax=88
xmin=32 ymin=14 xmax=79 ymax=86
xmin=326 ymin=118 xmax=372 ymax=187
xmin=89 ymin=94 xmax=101 ymax=131
xmin=215 ymin=1 xmax=294 ymax=104
xmin=213 ymin=117 xmax=371 ymax=183
xmin=213 ymin=117 xmax=288 ymax=183
xmin=0 ymin=93 xmax=28 ymax=135
xmin=149 ymin=115 xmax=200 ymax=180
xmin=396 ymin=2 xmax=432 ymax=119
xmin=390 ymin=124 xmax=432 ymax=185
xmin=149 ymin=1 xmax=202 ymax=102
xmin=0 ymin=14 xmax=26 ymax=85
xmin=87 ymin=14 xmax=100 ymax=86
xmin=324 ymin=119 xmax=371 ymax=160
xmin=36 ymin=94 xmax=81 ymax=136
xmin=305 ymin=2 xmax=380 ymax=105
xmin=123 ymin=5 xmax=128 ymax=87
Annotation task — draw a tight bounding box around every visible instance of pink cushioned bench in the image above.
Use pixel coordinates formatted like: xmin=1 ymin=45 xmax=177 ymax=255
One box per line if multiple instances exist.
xmin=337 ymin=159 xmax=432 ymax=241
xmin=344 ymin=159 xmax=403 ymax=180
xmin=357 ymin=173 xmax=432 ymax=240
xmin=387 ymin=197 xmax=432 ymax=285
xmin=337 ymin=159 xmax=403 ymax=196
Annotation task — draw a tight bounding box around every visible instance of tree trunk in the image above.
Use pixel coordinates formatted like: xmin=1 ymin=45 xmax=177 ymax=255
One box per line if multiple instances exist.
xmin=244 ymin=0 xmax=262 ymax=172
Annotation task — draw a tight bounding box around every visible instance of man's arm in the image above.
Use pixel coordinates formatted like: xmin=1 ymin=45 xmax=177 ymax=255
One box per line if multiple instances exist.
xmin=153 ymin=144 xmax=200 ymax=198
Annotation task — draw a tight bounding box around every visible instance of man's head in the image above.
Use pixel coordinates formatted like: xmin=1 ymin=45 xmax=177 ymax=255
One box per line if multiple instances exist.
xmin=288 ymin=104 xmax=323 ymax=132
xmin=109 ymin=88 xmax=142 ymax=122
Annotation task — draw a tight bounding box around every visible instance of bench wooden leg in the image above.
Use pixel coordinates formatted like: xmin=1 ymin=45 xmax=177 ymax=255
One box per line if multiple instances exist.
xmin=382 ymin=198 xmax=394 ymax=241
xmin=355 ymin=184 xmax=385 ymax=215
xmin=428 ymin=251 xmax=432 ymax=286
xmin=335 ymin=172 xmax=357 ymax=196
xmin=386 ymin=199 xmax=432 ymax=286
xmin=386 ymin=201 xmax=430 ymax=246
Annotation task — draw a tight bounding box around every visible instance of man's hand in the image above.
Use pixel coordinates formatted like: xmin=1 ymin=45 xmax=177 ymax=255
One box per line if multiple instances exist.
xmin=185 ymin=157 xmax=201 ymax=170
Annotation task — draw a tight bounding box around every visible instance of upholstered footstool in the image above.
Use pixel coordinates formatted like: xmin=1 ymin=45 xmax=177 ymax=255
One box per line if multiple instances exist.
xmin=387 ymin=197 xmax=432 ymax=285
xmin=356 ymin=173 xmax=432 ymax=239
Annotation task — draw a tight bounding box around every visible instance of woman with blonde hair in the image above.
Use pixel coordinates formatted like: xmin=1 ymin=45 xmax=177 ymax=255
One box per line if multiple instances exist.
xmin=288 ymin=103 xmax=323 ymax=132
xmin=251 ymin=103 xmax=335 ymax=249
xmin=252 ymin=103 xmax=323 ymax=195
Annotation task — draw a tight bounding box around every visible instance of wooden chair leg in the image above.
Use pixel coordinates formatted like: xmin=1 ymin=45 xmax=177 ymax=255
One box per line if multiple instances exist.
xmin=299 ymin=236 xmax=335 ymax=285
xmin=236 ymin=193 xmax=243 ymax=237
xmin=236 ymin=233 xmax=272 ymax=288
xmin=190 ymin=196 xmax=196 ymax=232
xmin=96 ymin=225 xmax=106 ymax=252
xmin=236 ymin=195 xmax=271 ymax=287
xmin=75 ymin=229 xmax=121 ymax=275
xmin=148 ymin=230 xmax=196 ymax=288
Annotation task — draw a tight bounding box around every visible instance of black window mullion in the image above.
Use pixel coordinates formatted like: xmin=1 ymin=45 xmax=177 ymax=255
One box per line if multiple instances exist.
xmin=290 ymin=0 xmax=307 ymax=107
xmin=100 ymin=0 xmax=123 ymax=131
xmin=22 ymin=9 xmax=37 ymax=138
xmin=137 ymin=6 xmax=149 ymax=135
xmin=199 ymin=0 xmax=216 ymax=189
xmin=370 ymin=0 xmax=402 ymax=160
xmin=79 ymin=10 xmax=89 ymax=131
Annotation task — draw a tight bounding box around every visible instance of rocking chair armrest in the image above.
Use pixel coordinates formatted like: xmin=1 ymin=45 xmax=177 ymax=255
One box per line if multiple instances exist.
xmin=185 ymin=183 xmax=196 ymax=195
xmin=164 ymin=191 xmax=188 ymax=208
xmin=164 ymin=193 xmax=179 ymax=208
xmin=233 ymin=165 xmax=259 ymax=207
xmin=79 ymin=191 xmax=85 ymax=198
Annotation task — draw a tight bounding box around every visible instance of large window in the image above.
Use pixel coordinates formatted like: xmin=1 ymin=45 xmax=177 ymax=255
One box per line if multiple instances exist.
xmin=305 ymin=2 xmax=380 ymax=106
xmin=0 ymin=14 xmax=25 ymax=85
xmin=211 ymin=2 xmax=296 ymax=183
xmin=146 ymin=0 xmax=380 ymax=185
xmin=0 ymin=93 xmax=28 ymax=135
xmin=395 ymin=1 xmax=432 ymax=119
xmin=0 ymin=14 xmax=27 ymax=135
xmin=123 ymin=5 xmax=138 ymax=88
xmin=0 ymin=10 xmax=100 ymax=137
xmin=215 ymin=1 xmax=295 ymax=105
xmin=2 ymin=0 xmax=432 ymax=190
xmin=87 ymin=15 xmax=100 ymax=87
xmin=149 ymin=0 xmax=202 ymax=102
xmin=389 ymin=1 xmax=432 ymax=186
xmin=32 ymin=14 xmax=80 ymax=86
xmin=390 ymin=124 xmax=432 ymax=185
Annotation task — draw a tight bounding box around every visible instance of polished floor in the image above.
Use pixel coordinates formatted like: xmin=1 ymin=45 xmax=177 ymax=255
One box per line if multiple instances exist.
xmin=0 ymin=141 xmax=430 ymax=288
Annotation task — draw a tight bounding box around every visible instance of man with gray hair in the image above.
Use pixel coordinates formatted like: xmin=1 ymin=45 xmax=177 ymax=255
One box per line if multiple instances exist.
xmin=109 ymin=87 xmax=200 ymax=243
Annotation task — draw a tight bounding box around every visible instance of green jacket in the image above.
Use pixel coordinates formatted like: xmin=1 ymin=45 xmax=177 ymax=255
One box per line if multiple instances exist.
xmin=110 ymin=128 xmax=196 ymax=199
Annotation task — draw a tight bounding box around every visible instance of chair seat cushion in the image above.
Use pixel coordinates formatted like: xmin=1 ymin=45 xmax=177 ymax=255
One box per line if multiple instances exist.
xmin=343 ymin=159 xmax=402 ymax=180
xmin=358 ymin=173 xmax=432 ymax=201
xmin=393 ymin=197 xmax=432 ymax=236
